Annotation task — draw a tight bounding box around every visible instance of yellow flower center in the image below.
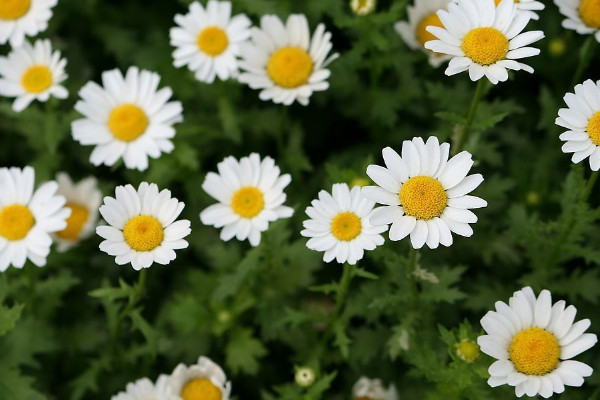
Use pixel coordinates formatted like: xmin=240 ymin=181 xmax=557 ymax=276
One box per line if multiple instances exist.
xmin=399 ymin=176 xmax=448 ymax=220
xmin=181 ymin=378 xmax=222 ymax=400
xmin=197 ymin=26 xmax=229 ymax=56
xmin=231 ymin=187 xmax=264 ymax=218
xmin=461 ymin=27 xmax=509 ymax=65
xmin=122 ymin=215 xmax=164 ymax=252
xmin=0 ymin=204 xmax=34 ymax=241
xmin=416 ymin=13 xmax=444 ymax=49
xmin=267 ymin=46 xmax=313 ymax=89
xmin=21 ymin=65 xmax=53 ymax=93
xmin=0 ymin=0 xmax=30 ymax=20
xmin=456 ymin=340 xmax=480 ymax=362
xmin=331 ymin=212 xmax=362 ymax=242
xmin=509 ymin=327 xmax=560 ymax=376
xmin=580 ymin=0 xmax=600 ymax=28
xmin=108 ymin=104 xmax=149 ymax=142
xmin=56 ymin=203 xmax=89 ymax=241
xmin=587 ymin=112 xmax=600 ymax=145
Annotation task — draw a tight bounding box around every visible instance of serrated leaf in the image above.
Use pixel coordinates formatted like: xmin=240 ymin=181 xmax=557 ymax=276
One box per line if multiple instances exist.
xmin=0 ymin=303 xmax=24 ymax=336
xmin=225 ymin=328 xmax=267 ymax=375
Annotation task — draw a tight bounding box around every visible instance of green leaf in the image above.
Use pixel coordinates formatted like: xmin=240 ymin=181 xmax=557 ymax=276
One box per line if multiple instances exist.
xmin=0 ymin=366 xmax=46 ymax=400
xmin=0 ymin=303 xmax=24 ymax=337
xmin=225 ymin=328 xmax=267 ymax=375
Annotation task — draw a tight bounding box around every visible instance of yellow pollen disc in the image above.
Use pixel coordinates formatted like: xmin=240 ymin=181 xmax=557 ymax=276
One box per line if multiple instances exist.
xmin=509 ymin=327 xmax=560 ymax=376
xmin=0 ymin=0 xmax=31 ymax=20
xmin=231 ymin=187 xmax=264 ymax=218
xmin=461 ymin=27 xmax=509 ymax=66
xmin=181 ymin=378 xmax=222 ymax=400
xmin=267 ymin=46 xmax=313 ymax=89
xmin=197 ymin=26 xmax=229 ymax=56
xmin=108 ymin=104 xmax=149 ymax=142
xmin=56 ymin=203 xmax=89 ymax=241
xmin=331 ymin=212 xmax=362 ymax=242
xmin=0 ymin=204 xmax=34 ymax=241
xmin=580 ymin=0 xmax=600 ymax=28
xmin=21 ymin=65 xmax=53 ymax=93
xmin=456 ymin=340 xmax=480 ymax=362
xmin=123 ymin=215 xmax=164 ymax=252
xmin=588 ymin=112 xmax=600 ymax=145
xmin=416 ymin=13 xmax=444 ymax=49
xmin=399 ymin=176 xmax=448 ymax=220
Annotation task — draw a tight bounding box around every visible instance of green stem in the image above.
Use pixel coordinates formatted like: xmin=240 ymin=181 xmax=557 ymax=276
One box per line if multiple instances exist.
xmin=580 ymin=171 xmax=599 ymax=203
xmin=109 ymin=269 xmax=147 ymax=352
xmin=453 ymin=79 xmax=485 ymax=154
xmin=331 ymin=264 xmax=354 ymax=322
xmin=571 ymin=35 xmax=595 ymax=88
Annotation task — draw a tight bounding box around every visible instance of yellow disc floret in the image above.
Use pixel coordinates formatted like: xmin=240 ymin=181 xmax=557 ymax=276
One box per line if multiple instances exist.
xmin=108 ymin=104 xmax=149 ymax=142
xmin=0 ymin=0 xmax=30 ymax=20
xmin=456 ymin=339 xmax=480 ymax=363
xmin=181 ymin=378 xmax=222 ymax=400
xmin=197 ymin=26 xmax=229 ymax=56
xmin=0 ymin=204 xmax=34 ymax=241
xmin=56 ymin=203 xmax=89 ymax=241
xmin=462 ymin=27 xmax=509 ymax=65
xmin=123 ymin=215 xmax=164 ymax=252
xmin=580 ymin=0 xmax=600 ymax=28
xmin=399 ymin=176 xmax=448 ymax=220
xmin=509 ymin=327 xmax=560 ymax=376
xmin=21 ymin=66 xmax=53 ymax=93
xmin=231 ymin=187 xmax=264 ymax=218
xmin=267 ymin=46 xmax=313 ymax=88
xmin=417 ymin=13 xmax=444 ymax=48
xmin=331 ymin=212 xmax=362 ymax=241
xmin=587 ymin=112 xmax=600 ymax=145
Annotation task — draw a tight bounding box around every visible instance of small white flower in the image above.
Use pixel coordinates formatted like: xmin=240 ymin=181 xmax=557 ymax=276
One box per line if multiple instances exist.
xmin=0 ymin=166 xmax=70 ymax=272
xmin=170 ymin=0 xmax=251 ymax=83
xmin=301 ymin=183 xmax=386 ymax=265
xmin=71 ymin=66 xmax=183 ymax=171
xmin=352 ymin=377 xmax=398 ymax=400
xmin=295 ymin=366 xmax=316 ymax=387
xmin=555 ymin=0 xmax=600 ymax=42
xmin=363 ymin=137 xmax=487 ymax=249
xmin=238 ymin=14 xmax=339 ymax=106
xmin=350 ymin=0 xmax=377 ymax=16
xmin=0 ymin=0 xmax=57 ymax=47
xmin=478 ymin=287 xmax=598 ymax=398
xmin=200 ymin=153 xmax=293 ymax=247
xmin=96 ymin=182 xmax=191 ymax=270
xmin=0 ymin=39 xmax=67 ymax=112
xmin=425 ymin=0 xmax=544 ymax=84
xmin=53 ymin=173 xmax=102 ymax=252
xmin=111 ymin=376 xmax=177 ymax=400
xmin=394 ymin=0 xmax=452 ymax=68
xmin=165 ymin=356 xmax=231 ymax=400
xmin=557 ymin=79 xmax=600 ymax=171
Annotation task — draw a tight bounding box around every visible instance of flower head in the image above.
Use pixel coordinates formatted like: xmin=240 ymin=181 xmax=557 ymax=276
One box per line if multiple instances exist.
xmin=111 ymin=376 xmax=177 ymax=400
xmin=165 ymin=356 xmax=231 ymax=400
xmin=352 ymin=377 xmax=398 ymax=400
xmin=478 ymin=287 xmax=597 ymax=398
xmin=0 ymin=0 xmax=57 ymax=47
xmin=555 ymin=0 xmax=600 ymax=42
xmin=350 ymin=0 xmax=377 ymax=16
xmin=295 ymin=366 xmax=316 ymax=387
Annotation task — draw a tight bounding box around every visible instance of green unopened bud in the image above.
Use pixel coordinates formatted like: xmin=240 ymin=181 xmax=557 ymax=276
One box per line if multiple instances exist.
xmin=456 ymin=339 xmax=480 ymax=363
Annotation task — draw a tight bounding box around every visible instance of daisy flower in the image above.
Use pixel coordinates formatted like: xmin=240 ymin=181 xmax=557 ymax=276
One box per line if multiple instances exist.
xmin=0 ymin=0 xmax=57 ymax=47
xmin=557 ymin=80 xmax=600 ymax=171
xmin=0 ymin=39 xmax=68 ymax=112
xmin=169 ymin=0 xmax=251 ymax=83
xmin=394 ymin=0 xmax=452 ymax=68
xmin=52 ymin=173 xmax=102 ymax=252
xmin=352 ymin=377 xmax=398 ymax=400
xmin=350 ymin=0 xmax=377 ymax=16
xmin=555 ymin=0 xmax=600 ymax=42
xmin=71 ymin=67 xmax=183 ymax=171
xmin=96 ymin=182 xmax=191 ymax=271
xmin=112 ymin=376 xmax=177 ymax=400
xmin=424 ymin=0 xmax=545 ymax=85
xmin=238 ymin=14 xmax=339 ymax=106
xmin=0 ymin=166 xmax=70 ymax=272
xmin=200 ymin=153 xmax=293 ymax=247
xmin=165 ymin=356 xmax=231 ymax=400
xmin=301 ymin=183 xmax=386 ymax=265
xmin=362 ymin=137 xmax=487 ymax=249
xmin=478 ymin=287 xmax=597 ymax=398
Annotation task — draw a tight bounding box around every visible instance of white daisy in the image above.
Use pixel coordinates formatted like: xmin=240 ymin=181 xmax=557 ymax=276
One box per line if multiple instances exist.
xmin=0 ymin=0 xmax=57 ymax=47
xmin=52 ymin=173 xmax=102 ymax=252
xmin=0 ymin=38 xmax=67 ymax=112
xmin=169 ymin=0 xmax=251 ymax=83
xmin=352 ymin=377 xmax=398 ymax=400
xmin=362 ymin=137 xmax=487 ymax=250
xmin=200 ymin=153 xmax=293 ymax=247
xmin=0 ymin=166 xmax=70 ymax=272
xmin=71 ymin=66 xmax=183 ymax=171
xmin=478 ymin=287 xmax=598 ymax=398
xmin=301 ymin=183 xmax=386 ymax=265
xmin=424 ymin=0 xmax=545 ymax=85
xmin=165 ymin=356 xmax=231 ymax=400
xmin=238 ymin=14 xmax=339 ymax=106
xmin=394 ymin=0 xmax=452 ymax=68
xmin=96 ymin=182 xmax=191 ymax=271
xmin=557 ymin=80 xmax=600 ymax=171
xmin=555 ymin=0 xmax=600 ymax=42
xmin=350 ymin=0 xmax=377 ymax=16
xmin=112 ymin=376 xmax=177 ymax=400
